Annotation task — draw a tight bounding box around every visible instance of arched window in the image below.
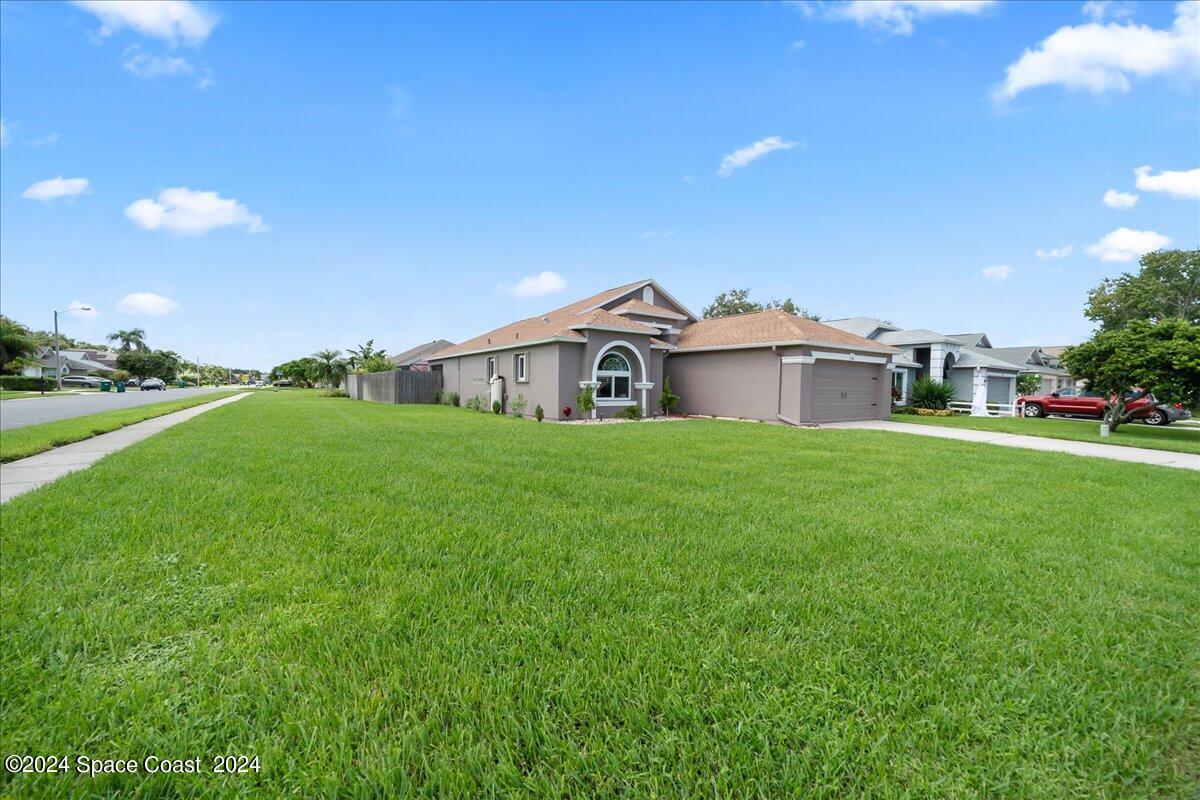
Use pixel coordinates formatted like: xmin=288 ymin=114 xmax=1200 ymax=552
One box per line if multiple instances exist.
xmin=596 ymin=351 xmax=631 ymax=400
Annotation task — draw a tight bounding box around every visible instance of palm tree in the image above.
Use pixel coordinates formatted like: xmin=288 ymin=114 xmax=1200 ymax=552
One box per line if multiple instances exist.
xmin=313 ymin=349 xmax=345 ymax=387
xmin=107 ymin=328 xmax=148 ymax=351
xmin=347 ymin=339 xmax=388 ymax=364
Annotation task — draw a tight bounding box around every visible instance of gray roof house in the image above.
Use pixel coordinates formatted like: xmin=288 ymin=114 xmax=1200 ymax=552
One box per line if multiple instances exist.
xmin=389 ymin=339 xmax=455 ymax=372
xmin=823 ymin=318 xmax=1022 ymax=412
xmin=972 ymin=345 xmax=1073 ymax=394
xmin=428 ymin=279 xmax=900 ymax=424
xmin=20 ymin=347 xmax=116 ymax=379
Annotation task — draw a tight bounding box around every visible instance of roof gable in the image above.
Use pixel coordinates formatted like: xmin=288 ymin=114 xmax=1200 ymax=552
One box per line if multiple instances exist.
xmin=430 ymin=279 xmax=668 ymax=359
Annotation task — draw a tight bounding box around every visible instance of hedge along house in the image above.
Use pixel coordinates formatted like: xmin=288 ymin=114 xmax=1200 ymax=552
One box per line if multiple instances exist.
xmin=428 ymin=279 xmax=900 ymax=424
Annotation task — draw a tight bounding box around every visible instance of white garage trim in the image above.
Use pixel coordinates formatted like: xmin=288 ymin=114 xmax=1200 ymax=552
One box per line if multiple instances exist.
xmin=780 ymin=356 xmax=815 ymax=365
xmin=810 ymin=350 xmax=888 ymax=364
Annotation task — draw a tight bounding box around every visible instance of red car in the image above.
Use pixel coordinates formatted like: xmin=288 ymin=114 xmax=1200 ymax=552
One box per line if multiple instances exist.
xmin=1016 ymin=388 xmax=1168 ymax=424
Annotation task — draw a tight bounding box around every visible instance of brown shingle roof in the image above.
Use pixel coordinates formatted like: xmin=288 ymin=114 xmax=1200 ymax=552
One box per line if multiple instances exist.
xmin=610 ymin=298 xmax=688 ymax=321
xmin=675 ymin=309 xmax=898 ymax=353
xmin=430 ymin=279 xmax=659 ymax=359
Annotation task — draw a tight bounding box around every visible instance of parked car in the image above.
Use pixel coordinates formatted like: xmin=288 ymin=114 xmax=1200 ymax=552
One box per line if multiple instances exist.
xmin=140 ymin=377 xmax=166 ymax=391
xmin=125 ymin=378 xmax=140 ymax=387
xmin=1148 ymin=402 xmax=1192 ymax=426
xmin=272 ymin=379 xmax=292 ymax=387
xmin=1017 ymin=389 xmax=1158 ymax=422
xmin=61 ymin=375 xmax=104 ymax=388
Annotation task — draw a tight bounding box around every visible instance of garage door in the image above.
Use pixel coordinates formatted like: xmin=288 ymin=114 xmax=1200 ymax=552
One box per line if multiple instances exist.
xmin=987 ymin=375 xmax=1011 ymax=404
xmin=811 ymin=361 xmax=881 ymax=423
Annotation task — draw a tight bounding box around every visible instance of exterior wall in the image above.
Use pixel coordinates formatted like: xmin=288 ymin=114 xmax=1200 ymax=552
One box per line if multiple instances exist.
xmin=431 ymin=341 xmax=568 ymax=419
xmin=667 ymin=348 xmax=783 ymax=422
xmin=949 ymin=369 xmax=974 ymax=402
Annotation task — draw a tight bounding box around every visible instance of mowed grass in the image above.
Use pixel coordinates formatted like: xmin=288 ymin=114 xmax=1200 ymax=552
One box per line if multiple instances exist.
xmin=0 ymin=391 xmax=241 ymax=462
xmin=892 ymin=411 xmax=1200 ymax=456
xmin=2 ymin=393 xmax=1198 ymax=798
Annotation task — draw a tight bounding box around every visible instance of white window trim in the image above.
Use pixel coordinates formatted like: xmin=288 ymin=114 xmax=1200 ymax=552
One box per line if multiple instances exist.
xmin=485 ymin=356 xmax=496 ymax=380
xmin=595 ymin=352 xmax=632 ymax=401
xmin=514 ymin=352 xmax=528 ymax=383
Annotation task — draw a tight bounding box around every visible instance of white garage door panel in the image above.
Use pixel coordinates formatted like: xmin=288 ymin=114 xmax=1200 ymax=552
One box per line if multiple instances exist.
xmin=812 ymin=361 xmax=880 ymax=423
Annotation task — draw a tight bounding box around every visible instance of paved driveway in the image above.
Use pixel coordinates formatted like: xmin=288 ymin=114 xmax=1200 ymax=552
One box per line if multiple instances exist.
xmin=0 ymin=386 xmax=236 ymax=431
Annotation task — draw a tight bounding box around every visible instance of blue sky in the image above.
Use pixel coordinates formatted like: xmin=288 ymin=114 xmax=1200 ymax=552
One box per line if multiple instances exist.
xmin=2 ymin=0 xmax=1197 ymax=370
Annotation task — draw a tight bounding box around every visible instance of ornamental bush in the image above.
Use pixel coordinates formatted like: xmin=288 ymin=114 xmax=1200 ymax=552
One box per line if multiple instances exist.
xmin=535 ymin=404 xmax=544 ymax=422
xmin=909 ymin=377 xmax=956 ymax=410
xmin=0 ymin=376 xmax=56 ymax=391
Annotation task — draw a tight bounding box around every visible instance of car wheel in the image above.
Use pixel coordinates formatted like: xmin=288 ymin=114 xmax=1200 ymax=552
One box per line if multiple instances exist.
xmin=1022 ymin=403 xmax=1043 ymax=418
xmin=1144 ymin=409 xmax=1168 ymax=426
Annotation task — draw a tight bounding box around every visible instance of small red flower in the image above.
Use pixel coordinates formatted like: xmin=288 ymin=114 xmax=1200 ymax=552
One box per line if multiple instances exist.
xmin=562 ymin=406 xmax=572 ymax=418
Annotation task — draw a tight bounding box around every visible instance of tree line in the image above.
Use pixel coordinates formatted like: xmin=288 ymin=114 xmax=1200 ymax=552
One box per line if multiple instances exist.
xmin=270 ymin=340 xmax=393 ymax=387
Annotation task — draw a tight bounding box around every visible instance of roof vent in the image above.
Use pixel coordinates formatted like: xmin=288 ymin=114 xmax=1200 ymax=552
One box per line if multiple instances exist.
xmin=542 ymin=315 xmax=549 ymax=323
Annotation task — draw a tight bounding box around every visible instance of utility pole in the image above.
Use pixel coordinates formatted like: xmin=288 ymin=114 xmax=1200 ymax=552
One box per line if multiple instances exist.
xmin=52 ymin=306 xmax=91 ymax=391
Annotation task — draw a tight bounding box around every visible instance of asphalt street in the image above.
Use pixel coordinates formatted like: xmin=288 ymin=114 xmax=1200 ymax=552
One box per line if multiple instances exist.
xmin=0 ymin=386 xmax=237 ymax=430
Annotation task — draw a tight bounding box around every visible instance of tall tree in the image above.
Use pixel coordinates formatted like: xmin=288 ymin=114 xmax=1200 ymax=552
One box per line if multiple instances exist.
xmin=702 ymin=289 xmax=820 ymax=320
xmin=1085 ymin=249 xmax=1199 ymax=329
xmin=0 ymin=316 xmax=38 ymax=371
xmin=347 ymin=339 xmax=387 ymax=364
xmin=106 ymin=328 xmax=149 ymax=351
xmin=1062 ymin=319 xmax=1200 ymax=433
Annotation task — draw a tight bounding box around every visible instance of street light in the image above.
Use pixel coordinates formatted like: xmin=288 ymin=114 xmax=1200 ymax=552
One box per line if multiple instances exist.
xmin=53 ymin=306 xmax=91 ymax=391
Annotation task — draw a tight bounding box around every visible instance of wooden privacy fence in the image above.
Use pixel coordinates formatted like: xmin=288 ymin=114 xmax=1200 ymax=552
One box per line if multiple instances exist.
xmin=343 ymin=370 xmax=442 ymax=404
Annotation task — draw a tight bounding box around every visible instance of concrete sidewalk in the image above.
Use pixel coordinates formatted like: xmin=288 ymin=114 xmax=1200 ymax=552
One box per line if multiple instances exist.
xmin=822 ymin=419 xmax=1200 ymax=471
xmin=0 ymin=392 xmax=249 ymax=503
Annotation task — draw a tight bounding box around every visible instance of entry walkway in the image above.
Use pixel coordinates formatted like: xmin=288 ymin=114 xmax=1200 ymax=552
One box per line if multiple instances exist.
xmin=0 ymin=392 xmax=249 ymax=503
xmin=822 ymin=419 xmax=1200 ymax=471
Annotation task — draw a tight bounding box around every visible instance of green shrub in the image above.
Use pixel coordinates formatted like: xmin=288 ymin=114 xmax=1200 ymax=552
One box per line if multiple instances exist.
xmin=433 ymin=388 xmax=443 ymax=404
xmin=576 ymin=384 xmax=596 ymax=416
xmin=910 ymin=377 xmax=956 ymax=410
xmin=915 ymin=408 xmax=952 ymax=417
xmin=619 ymin=404 xmax=644 ymax=420
xmin=492 ymin=400 xmax=502 ymax=415
xmin=112 ymin=369 xmax=131 ymax=383
xmin=1017 ymin=374 xmax=1041 ymax=396
xmin=893 ymin=405 xmax=919 ymax=415
xmin=534 ymin=404 xmax=544 ymax=422
xmin=510 ymin=393 xmax=527 ymax=417
xmin=320 ymin=389 xmax=350 ymax=398
xmin=659 ymin=375 xmax=679 ymax=415
xmin=0 ymin=376 xmax=57 ymax=391
xmin=446 ymin=391 xmax=460 ymax=407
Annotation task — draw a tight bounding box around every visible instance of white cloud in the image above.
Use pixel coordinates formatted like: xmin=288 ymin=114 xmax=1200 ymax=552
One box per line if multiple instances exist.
xmin=196 ymin=67 xmax=214 ymax=90
xmin=67 ymin=300 xmax=100 ymax=320
xmin=72 ymin=0 xmax=217 ymax=46
xmin=1035 ymin=244 xmax=1074 ymax=259
xmin=124 ymin=47 xmax=194 ymax=78
xmin=641 ymin=230 xmax=677 ymax=239
xmin=1102 ymin=188 xmax=1139 ymax=208
xmin=1082 ymin=1 xmax=1136 ymax=23
xmin=1085 ymin=227 xmax=1171 ymax=261
xmin=995 ymin=1 xmax=1200 ymax=100
xmin=799 ymin=1 xmax=997 ymax=36
xmin=507 ymin=271 xmax=567 ymax=298
xmin=1134 ymin=164 xmax=1200 ymax=199
xmin=29 ymin=131 xmax=59 ymax=148
xmin=981 ymin=264 xmax=1012 ymax=281
xmin=21 ymin=177 xmax=90 ymax=202
xmin=1 ymin=119 xmax=12 ymax=148
xmin=125 ymin=187 xmax=268 ymax=236
xmin=116 ymin=292 xmax=180 ymax=316
xmin=717 ymin=136 xmax=801 ymax=177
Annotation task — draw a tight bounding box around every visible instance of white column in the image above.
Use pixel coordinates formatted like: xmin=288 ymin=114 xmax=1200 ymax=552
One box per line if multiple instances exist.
xmin=635 ymin=382 xmax=654 ymax=416
xmin=929 ymin=344 xmax=946 ymax=383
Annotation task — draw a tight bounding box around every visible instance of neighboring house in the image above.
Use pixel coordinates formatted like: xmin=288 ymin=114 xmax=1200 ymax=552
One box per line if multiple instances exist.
xmin=428 ymin=279 xmax=899 ymax=423
xmin=20 ymin=347 xmax=115 ymax=379
xmin=389 ymin=339 xmax=455 ymax=372
xmin=822 ymin=319 xmax=1021 ymax=409
xmin=976 ymin=346 xmax=1073 ymax=394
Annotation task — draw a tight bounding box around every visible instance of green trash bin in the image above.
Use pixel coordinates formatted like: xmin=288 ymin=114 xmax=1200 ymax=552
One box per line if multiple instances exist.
xmin=116 ymin=382 xmax=126 ymax=393
xmin=178 ymin=379 xmax=186 ymax=388
xmin=100 ymin=380 xmax=112 ymax=392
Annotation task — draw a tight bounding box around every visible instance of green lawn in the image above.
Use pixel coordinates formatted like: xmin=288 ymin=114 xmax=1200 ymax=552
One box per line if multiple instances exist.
xmin=891 ymin=412 xmax=1200 ymax=455
xmin=0 ymin=391 xmax=241 ymax=462
xmin=2 ymin=393 xmax=1197 ymax=798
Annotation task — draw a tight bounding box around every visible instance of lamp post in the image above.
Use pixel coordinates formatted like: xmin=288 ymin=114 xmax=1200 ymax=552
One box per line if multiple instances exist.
xmin=54 ymin=306 xmax=91 ymax=391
